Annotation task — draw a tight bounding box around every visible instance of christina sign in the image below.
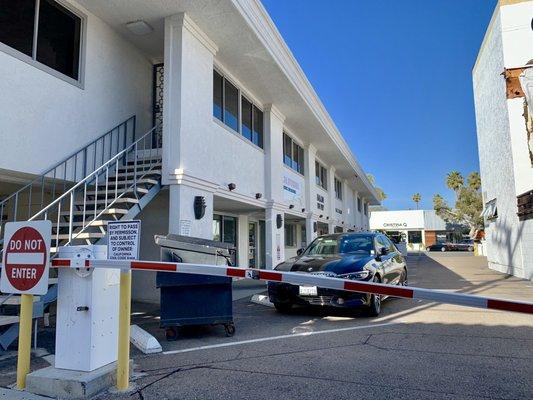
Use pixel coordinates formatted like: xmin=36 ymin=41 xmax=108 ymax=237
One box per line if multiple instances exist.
xmin=369 ymin=210 xmax=425 ymax=230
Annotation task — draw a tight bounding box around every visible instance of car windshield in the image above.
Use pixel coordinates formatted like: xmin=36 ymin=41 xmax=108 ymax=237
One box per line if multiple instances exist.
xmin=304 ymin=235 xmax=374 ymax=256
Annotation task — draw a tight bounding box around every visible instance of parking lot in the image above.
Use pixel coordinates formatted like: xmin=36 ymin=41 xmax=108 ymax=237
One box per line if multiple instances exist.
xmin=90 ymin=253 xmax=532 ymax=400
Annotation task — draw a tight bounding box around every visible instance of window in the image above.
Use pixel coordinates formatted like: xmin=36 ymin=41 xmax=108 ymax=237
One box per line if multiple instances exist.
xmin=364 ymin=202 xmax=368 ymax=216
xmin=0 ymin=0 xmax=82 ymax=81
xmin=224 ymin=79 xmax=239 ymax=131
xmin=408 ymin=231 xmax=422 ymax=244
xmin=334 ymin=178 xmax=342 ymax=200
xmin=315 ymin=161 xmax=327 ymax=190
xmin=357 ymin=197 xmax=362 ymax=212
xmin=213 ymin=69 xmax=264 ymax=148
xmin=213 ymin=70 xmax=223 ymax=121
xmin=284 ymin=224 xmax=296 ymax=247
xmin=283 ymin=133 xmax=304 ymax=175
xmin=481 ymin=198 xmax=498 ymax=220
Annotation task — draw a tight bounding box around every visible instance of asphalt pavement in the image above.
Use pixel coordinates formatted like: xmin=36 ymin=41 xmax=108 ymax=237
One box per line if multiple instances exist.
xmin=94 ymin=252 xmax=533 ymax=400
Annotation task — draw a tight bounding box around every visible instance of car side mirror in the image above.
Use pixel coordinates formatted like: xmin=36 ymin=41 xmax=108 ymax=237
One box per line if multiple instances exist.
xmin=380 ymin=247 xmax=388 ymax=256
xmin=296 ymin=248 xmax=304 ymax=256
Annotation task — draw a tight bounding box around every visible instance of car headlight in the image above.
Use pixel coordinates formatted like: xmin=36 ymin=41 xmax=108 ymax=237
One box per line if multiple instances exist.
xmin=338 ymin=271 xmax=370 ymax=280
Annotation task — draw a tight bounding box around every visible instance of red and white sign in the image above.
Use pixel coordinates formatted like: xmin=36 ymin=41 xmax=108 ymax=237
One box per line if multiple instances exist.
xmin=1 ymin=221 xmax=51 ymax=295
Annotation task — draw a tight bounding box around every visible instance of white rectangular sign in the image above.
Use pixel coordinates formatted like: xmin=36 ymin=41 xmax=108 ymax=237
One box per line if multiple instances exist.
xmin=1 ymin=220 xmax=52 ymax=295
xmin=107 ymin=220 xmax=141 ymax=260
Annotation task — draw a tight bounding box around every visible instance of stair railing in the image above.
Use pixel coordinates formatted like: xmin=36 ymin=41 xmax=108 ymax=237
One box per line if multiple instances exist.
xmin=0 ymin=116 xmax=136 ymax=237
xmin=32 ymin=125 xmax=160 ymax=249
xmin=0 ymin=123 xmax=160 ymax=253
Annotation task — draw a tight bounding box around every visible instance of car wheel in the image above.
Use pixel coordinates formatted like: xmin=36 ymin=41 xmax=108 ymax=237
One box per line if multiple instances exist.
xmin=274 ymin=302 xmax=293 ymax=313
xmin=399 ymin=269 xmax=408 ymax=286
xmin=365 ymin=276 xmax=382 ymax=317
xmin=468 ymin=246 xmax=474 ymax=252
xmin=441 ymin=246 xmax=446 ymax=252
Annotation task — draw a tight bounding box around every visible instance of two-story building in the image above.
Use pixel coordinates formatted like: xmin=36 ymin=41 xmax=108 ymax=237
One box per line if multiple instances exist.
xmin=0 ymin=0 xmax=379 ymax=301
xmin=473 ymin=0 xmax=533 ymax=280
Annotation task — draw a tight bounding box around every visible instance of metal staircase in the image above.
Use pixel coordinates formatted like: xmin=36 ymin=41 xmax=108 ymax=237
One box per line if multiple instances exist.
xmin=0 ymin=116 xmax=163 ymax=351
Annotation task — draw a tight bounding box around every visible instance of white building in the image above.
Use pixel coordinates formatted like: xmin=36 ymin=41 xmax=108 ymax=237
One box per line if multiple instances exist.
xmin=369 ymin=210 xmax=448 ymax=251
xmin=473 ymin=0 xmax=533 ymax=280
xmin=0 ymin=0 xmax=379 ymax=301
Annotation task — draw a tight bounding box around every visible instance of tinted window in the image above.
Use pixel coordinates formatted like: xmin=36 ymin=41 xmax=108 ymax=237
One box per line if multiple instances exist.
xmin=284 ymin=134 xmax=292 ymax=166
xmin=241 ymin=96 xmax=252 ymax=141
xmin=224 ymin=79 xmax=239 ymax=131
xmin=305 ymin=235 xmax=374 ymax=256
xmin=0 ymin=0 xmax=36 ymax=57
xmin=213 ymin=70 xmax=223 ymax=121
xmin=36 ymin=0 xmax=81 ymax=79
xmin=252 ymin=105 xmax=263 ymax=147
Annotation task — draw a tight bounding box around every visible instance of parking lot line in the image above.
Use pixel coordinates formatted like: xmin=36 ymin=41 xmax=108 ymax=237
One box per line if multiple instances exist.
xmin=162 ymin=322 xmax=399 ymax=355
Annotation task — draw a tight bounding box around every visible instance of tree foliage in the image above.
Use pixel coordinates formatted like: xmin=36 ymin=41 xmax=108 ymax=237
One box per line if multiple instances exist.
xmin=366 ymin=173 xmax=387 ymax=201
xmin=433 ymin=171 xmax=483 ymax=232
xmin=412 ymin=193 xmax=421 ymax=209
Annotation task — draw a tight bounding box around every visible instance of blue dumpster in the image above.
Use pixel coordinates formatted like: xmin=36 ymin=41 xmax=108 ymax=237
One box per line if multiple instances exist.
xmin=154 ymin=234 xmax=235 ymax=340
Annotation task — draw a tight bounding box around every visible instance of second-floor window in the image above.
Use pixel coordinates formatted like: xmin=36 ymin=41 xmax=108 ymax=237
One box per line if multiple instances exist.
xmin=0 ymin=0 xmax=83 ymax=82
xmin=334 ymin=178 xmax=342 ymax=200
xmin=315 ymin=161 xmax=327 ymax=190
xmin=213 ymin=69 xmax=264 ymax=148
xmin=283 ymin=133 xmax=304 ymax=175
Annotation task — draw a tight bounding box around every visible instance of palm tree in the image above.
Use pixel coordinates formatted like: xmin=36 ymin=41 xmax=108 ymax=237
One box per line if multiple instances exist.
xmin=467 ymin=172 xmax=481 ymax=191
xmin=446 ymin=171 xmax=464 ymax=197
xmin=412 ymin=193 xmax=421 ymax=209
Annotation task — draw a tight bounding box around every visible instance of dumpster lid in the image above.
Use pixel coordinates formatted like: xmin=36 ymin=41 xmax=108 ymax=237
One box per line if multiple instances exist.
xmin=154 ymin=234 xmax=234 ymax=251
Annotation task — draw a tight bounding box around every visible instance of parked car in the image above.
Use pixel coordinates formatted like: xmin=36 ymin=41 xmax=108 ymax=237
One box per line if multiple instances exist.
xmin=426 ymin=240 xmax=474 ymax=252
xmin=267 ymin=233 xmax=408 ymax=317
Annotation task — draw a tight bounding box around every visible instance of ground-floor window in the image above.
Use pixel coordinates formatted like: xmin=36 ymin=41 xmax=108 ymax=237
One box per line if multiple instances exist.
xmin=213 ymin=215 xmax=237 ymax=264
xmin=408 ymin=230 xmax=422 ymax=244
xmin=285 ymin=224 xmax=296 ymax=247
xmin=334 ymin=226 xmax=343 ymax=233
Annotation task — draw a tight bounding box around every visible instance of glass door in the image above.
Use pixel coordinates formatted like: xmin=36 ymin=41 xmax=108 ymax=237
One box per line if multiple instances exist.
xmin=248 ymin=222 xmax=257 ymax=268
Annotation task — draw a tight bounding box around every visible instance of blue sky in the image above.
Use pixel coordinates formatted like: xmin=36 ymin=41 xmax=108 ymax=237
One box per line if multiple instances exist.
xmin=262 ymin=0 xmax=497 ymax=210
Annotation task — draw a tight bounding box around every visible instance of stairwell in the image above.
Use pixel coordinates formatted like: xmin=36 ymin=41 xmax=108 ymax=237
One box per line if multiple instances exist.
xmin=0 ymin=117 xmax=163 ymax=351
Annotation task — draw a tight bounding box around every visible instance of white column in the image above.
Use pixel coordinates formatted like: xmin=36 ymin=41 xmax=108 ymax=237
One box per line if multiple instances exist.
xmin=162 ymin=13 xmax=218 ymax=239
xmin=327 ymin=167 xmax=336 ymax=233
xmin=265 ymin=204 xmax=285 ymax=269
xmin=264 ymin=105 xmax=286 ymax=268
xmin=237 ymin=215 xmax=249 ymax=267
xmin=169 ymin=185 xmax=214 ymax=239
xmin=304 ymin=144 xmax=317 ymax=244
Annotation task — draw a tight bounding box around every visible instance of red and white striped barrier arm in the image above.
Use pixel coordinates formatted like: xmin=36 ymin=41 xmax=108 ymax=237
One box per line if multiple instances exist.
xmin=50 ymin=258 xmax=533 ymax=315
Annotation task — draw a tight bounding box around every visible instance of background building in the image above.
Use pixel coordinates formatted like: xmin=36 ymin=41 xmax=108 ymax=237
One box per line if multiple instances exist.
xmin=473 ymin=0 xmax=533 ymax=280
xmin=369 ymin=210 xmax=450 ymax=251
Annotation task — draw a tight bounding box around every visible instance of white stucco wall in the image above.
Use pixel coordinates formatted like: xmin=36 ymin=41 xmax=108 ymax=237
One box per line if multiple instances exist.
xmin=473 ymin=11 xmax=525 ymax=277
xmin=0 ymin=0 xmax=153 ymax=177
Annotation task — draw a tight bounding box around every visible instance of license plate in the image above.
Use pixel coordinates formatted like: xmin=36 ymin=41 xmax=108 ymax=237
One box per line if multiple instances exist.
xmin=299 ymin=285 xmax=318 ymax=296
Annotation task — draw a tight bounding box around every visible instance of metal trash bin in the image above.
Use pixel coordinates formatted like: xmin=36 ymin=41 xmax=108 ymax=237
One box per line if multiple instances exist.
xmin=154 ymin=234 xmax=235 ymax=340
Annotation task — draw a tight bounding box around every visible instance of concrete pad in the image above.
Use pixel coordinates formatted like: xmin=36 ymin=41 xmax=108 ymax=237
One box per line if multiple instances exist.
xmin=0 ymin=388 xmax=51 ymax=400
xmin=25 ymin=361 xmax=121 ymax=399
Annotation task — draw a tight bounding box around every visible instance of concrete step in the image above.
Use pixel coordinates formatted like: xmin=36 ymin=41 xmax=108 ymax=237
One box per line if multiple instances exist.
xmin=73 ymin=197 xmax=139 ymax=207
xmin=85 ymin=186 xmax=148 ymax=196
xmin=54 ymin=232 xmax=105 ymax=241
xmin=97 ymin=178 xmax=158 ymax=188
xmin=56 ymin=219 xmax=109 ymax=228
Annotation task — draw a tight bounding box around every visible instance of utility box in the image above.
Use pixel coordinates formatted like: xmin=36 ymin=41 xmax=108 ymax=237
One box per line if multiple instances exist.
xmin=55 ymin=245 xmax=120 ymax=371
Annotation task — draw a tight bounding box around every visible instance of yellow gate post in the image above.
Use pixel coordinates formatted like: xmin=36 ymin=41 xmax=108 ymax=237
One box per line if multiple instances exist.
xmin=16 ymin=294 xmax=34 ymax=389
xmin=116 ymin=270 xmax=132 ymax=391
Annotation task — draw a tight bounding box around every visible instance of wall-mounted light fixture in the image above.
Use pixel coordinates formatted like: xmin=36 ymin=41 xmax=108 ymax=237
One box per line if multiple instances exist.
xmin=276 ymin=214 xmax=283 ymax=229
xmin=319 ymin=214 xmax=323 ymax=219
xmin=326 ymin=216 xmax=329 ymax=220
xmin=228 ymin=183 xmax=236 ymax=191
xmin=255 ymin=193 xmax=262 ymax=199
xmin=193 ymin=196 xmax=206 ymax=220
xmin=301 ymin=208 xmax=305 ymax=213
xmin=289 ymin=204 xmax=294 ymax=209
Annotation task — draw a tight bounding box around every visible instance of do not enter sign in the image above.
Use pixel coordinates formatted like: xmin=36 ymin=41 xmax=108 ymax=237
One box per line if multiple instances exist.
xmin=1 ymin=221 xmax=51 ymax=295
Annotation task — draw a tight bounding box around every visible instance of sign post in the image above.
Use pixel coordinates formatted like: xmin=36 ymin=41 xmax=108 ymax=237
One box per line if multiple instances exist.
xmin=0 ymin=220 xmax=51 ymax=389
xmin=106 ymin=220 xmax=140 ymax=391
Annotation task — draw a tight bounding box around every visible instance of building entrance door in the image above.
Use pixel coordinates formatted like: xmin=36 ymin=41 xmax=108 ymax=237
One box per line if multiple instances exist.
xmin=248 ymin=222 xmax=257 ymax=268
